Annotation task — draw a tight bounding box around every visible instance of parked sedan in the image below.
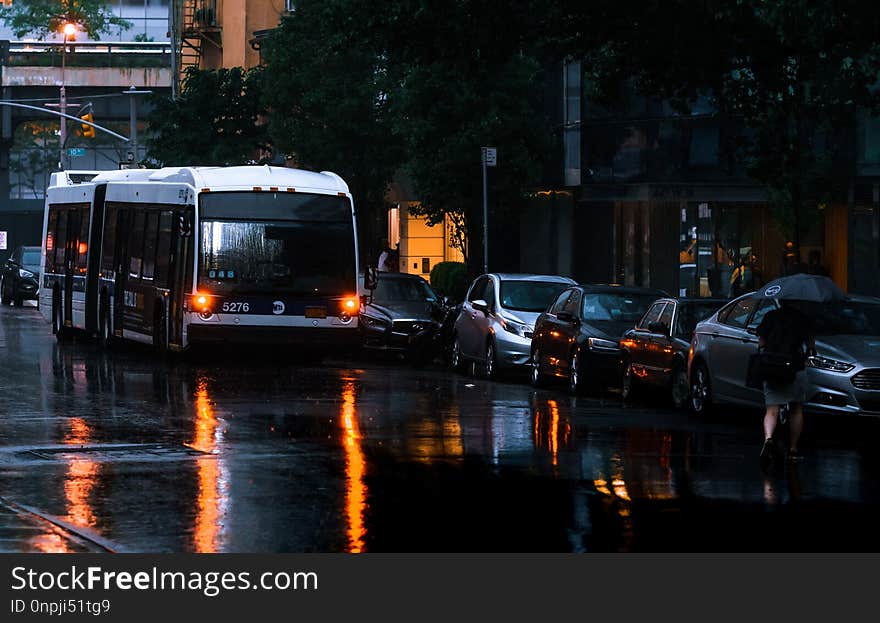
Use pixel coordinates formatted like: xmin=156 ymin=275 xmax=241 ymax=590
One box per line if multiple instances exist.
xmin=531 ymin=284 xmax=667 ymax=393
xmin=452 ymin=273 xmax=576 ymax=378
xmin=360 ymin=272 xmax=445 ymax=362
xmin=1 ymin=245 xmax=41 ymax=306
xmin=688 ymin=293 xmax=880 ymax=416
xmin=620 ymin=297 xmax=726 ymax=408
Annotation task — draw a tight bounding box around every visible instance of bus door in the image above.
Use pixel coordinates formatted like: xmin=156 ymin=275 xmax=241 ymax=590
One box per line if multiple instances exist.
xmin=169 ymin=208 xmax=193 ymax=347
xmin=112 ymin=208 xmax=130 ymax=336
xmin=63 ymin=208 xmax=82 ymax=326
xmin=85 ymin=184 xmax=107 ymax=333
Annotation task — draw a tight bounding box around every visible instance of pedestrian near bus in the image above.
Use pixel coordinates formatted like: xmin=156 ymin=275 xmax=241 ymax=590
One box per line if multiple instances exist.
xmin=756 ymin=300 xmax=816 ymax=467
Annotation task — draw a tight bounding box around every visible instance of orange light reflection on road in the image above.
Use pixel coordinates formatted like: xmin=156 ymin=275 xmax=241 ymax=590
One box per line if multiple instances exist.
xmin=191 ymin=378 xmax=227 ymax=553
xmin=340 ymin=380 xmax=367 ymax=553
xmin=62 ymin=417 xmax=98 ymax=529
xmin=548 ymin=399 xmax=559 ymax=466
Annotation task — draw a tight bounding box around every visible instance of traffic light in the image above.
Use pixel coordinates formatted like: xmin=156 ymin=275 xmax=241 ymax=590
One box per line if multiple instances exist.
xmin=80 ymin=113 xmax=95 ymax=138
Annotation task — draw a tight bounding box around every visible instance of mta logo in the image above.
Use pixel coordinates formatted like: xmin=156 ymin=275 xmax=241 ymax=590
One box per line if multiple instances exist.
xmin=273 ymin=301 xmax=285 ymax=315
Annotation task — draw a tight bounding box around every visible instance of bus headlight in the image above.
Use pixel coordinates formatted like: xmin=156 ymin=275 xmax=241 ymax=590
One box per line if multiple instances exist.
xmin=190 ymin=293 xmax=213 ymax=317
xmin=341 ymin=296 xmax=359 ymax=314
xmin=339 ymin=311 xmax=352 ymax=323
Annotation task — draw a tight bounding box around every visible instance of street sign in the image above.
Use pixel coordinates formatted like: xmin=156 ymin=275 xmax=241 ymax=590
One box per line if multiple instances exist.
xmin=67 ymin=147 xmax=86 ymax=157
xmin=481 ymin=147 xmax=497 ymax=167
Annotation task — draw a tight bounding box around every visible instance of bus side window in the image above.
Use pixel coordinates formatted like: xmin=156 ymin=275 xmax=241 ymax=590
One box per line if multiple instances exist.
xmin=155 ymin=211 xmax=173 ymax=287
xmin=101 ymin=207 xmax=116 ymax=275
xmin=76 ymin=208 xmax=90 ymax=274
xmin=46 ymin=210 xmax=58 ymax=274
xmin=142 ymin=211 xmax=159 ymax=281
xmin=54 ymin=210 xmax=68 ymax=272
xmin=128 ymin=211 xmax=146 ymax=279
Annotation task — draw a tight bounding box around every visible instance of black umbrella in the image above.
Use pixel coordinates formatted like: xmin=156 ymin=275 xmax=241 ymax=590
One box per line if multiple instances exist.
xmin=756 ymin=273 xmax=847 ymax=302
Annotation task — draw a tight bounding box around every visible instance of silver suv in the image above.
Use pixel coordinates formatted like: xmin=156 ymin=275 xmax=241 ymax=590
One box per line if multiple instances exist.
xmin=451 ymin=273 xmax=576 ymax=378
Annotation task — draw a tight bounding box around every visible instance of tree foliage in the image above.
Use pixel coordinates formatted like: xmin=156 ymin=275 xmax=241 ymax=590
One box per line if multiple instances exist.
xmin=260 ymin=0 xmax=405 ymax=262
xmin=145 ymin=67 xmax=269 ymax=167
xmin=261 ymin=0 xmax=554 ymax=270
xmin=0 ymin=0 xmax=131 ymax=39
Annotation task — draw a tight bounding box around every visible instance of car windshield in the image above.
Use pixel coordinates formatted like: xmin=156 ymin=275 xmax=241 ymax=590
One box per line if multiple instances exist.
xmin=812 ymin=300 xmax=880 ymax=336
xmin=499 ymin=280 xmax=571 ymax=312
xmin=22 ymin=249 xmax=41 ymax=268
xmin=675 ymin=302 xmax=725 ymax=338
xmin=373 ymin=277 xmax=436 ymax=303
xmin=582 ymin=292 xmax=659 ymax=324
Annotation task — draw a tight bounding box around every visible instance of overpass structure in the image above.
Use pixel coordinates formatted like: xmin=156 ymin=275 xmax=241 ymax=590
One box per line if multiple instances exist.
xmin=0 ymin=40 xmax=172 ymax=260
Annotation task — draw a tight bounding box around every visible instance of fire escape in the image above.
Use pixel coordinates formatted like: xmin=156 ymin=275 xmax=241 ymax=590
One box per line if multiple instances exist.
xmin=179 ymin=0 xmax=221 ymax=80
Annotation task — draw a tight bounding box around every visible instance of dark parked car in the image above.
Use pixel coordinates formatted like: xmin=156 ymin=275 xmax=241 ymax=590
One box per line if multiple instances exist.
xmin=1 ymin=245 xmax=41 ymax=306
xmin=620 ymin=297 xmax=726 ymax=408
xmin=359 ymin=272 xmax=446 ymax=362
xmin=530 ymin=284 xmax=667 ymax=393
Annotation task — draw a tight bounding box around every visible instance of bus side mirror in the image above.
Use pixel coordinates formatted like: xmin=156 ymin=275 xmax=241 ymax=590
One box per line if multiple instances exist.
xmin=365 ymin=265 xmax=378 ymax=291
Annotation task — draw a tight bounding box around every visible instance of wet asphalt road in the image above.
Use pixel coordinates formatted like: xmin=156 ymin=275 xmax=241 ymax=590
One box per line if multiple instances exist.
xmin=1 ymin=304 xmax=880 ymax=552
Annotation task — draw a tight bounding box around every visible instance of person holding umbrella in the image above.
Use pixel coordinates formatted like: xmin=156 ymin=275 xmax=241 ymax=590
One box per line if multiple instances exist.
xmin=754 ymin=274 xmax=844 ymax=467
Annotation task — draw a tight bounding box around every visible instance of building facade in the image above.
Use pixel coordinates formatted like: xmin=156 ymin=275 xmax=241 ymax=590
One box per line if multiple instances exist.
xmin=522 ymin=62 xmax=880 ymax=298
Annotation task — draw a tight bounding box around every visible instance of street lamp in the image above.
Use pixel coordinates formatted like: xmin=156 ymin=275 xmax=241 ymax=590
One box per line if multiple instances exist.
xmin=59 ymin=22 xmax=77 ymax=170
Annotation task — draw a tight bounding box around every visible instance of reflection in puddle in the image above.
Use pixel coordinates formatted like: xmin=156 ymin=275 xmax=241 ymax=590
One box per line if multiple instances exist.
xmin=191 ymin=377 xmax=229 ymax=553
xmin=340 ymin=380 xmax=367 ymax=553
xmin=533 ymin=398 xmax=571 ymax=468
xmin=63 ymin=417 xmax=99 ymax=529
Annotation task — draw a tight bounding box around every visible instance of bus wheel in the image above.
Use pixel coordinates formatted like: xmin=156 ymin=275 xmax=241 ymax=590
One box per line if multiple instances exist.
xmin=99 ymin=296 xmax=112 ymax=348
xmin=153 ymin=305 xmax=168 ymax=354
xmin=52 ymin=288 xmax=66 ymax=340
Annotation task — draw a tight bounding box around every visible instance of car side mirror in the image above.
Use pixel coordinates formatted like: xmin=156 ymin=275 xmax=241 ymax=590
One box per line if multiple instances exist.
xmin=557 ymin=310 xmax=578 ymax=324
xmin=364 ymin=265 xmax=379 ymax=291
xmin=648 ymin=321 xmax=669 ymax=334
xmin=746 ymin=326 xmax=758 ymax=336
xmin=472 ymin=299 xmax=488 ymax=313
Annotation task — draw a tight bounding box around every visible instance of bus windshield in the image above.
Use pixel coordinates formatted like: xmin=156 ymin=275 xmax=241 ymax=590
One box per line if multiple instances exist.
xmin=199 ymin=192 xmax=356 ymax=296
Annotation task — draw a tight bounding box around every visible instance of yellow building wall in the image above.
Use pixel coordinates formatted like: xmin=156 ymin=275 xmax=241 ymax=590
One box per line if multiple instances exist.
xmin=392 ymin=203 xmax=464 ymax=280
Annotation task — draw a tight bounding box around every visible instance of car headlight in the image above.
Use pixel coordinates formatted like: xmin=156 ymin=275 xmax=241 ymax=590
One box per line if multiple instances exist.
xmin=807 ymin=355 xmax=855 ymax=373
xmin=588 ymin=337 xmax=619 ymax=351
xmin=18 ymin=268 xmax=34 ymax=279
xmin=500 ymin=317 xmax=530 ymax=337
xmin=361 ymin=315 xmax=388 ymax=328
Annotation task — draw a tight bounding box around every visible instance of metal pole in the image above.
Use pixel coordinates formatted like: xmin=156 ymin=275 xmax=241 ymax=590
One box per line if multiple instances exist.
xmin=129 ymin=89 xmax=137 ymax=163
xmin=482 ymin=154 xmax=488 ymax=274
xmin=59 ymin=34 xmax=67 ymax=170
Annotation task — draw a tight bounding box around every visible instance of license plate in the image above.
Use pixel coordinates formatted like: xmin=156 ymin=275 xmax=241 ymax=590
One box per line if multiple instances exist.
xmin=305 ymin=306 xmax=327 ymax=319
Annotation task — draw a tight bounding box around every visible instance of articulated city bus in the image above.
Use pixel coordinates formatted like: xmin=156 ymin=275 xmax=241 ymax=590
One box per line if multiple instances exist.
xmin=40 ymin=166 xmax=361 ymax=352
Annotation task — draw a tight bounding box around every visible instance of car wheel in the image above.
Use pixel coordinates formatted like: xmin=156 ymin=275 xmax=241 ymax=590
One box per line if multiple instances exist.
xmin=530 ymin=348 xmax=545 ymax=388
xmin=450 ymin=335 xmax=463 ymax=372
xmin=568 ymin=349 xmax=582 ymax=395
xmin=690 ymin=361 xmax=713 ymax=415
xmin=621 ymin=355 xmax=637 ymax=402
xmin=483 ymin=339 xmax=496 ymax=380
xmin=670 ymin=363 xmax=689 ymax=409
